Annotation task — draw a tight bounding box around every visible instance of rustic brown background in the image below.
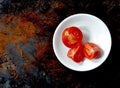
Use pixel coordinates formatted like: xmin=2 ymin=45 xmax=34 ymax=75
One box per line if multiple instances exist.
xmin=0 ymin=0 xmax=120 ymax=88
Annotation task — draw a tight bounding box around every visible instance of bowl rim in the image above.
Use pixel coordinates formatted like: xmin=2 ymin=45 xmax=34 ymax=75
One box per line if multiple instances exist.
xmin=53 ymin=13 xmax=112 ymax=72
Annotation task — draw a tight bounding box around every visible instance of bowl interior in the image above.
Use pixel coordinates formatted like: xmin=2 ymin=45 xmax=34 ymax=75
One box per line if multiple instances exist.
xmin=53 ymin=13 xmax=112 ymax=71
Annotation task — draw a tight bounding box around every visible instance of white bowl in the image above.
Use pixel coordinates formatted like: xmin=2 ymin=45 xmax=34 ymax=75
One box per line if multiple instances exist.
xmin=53 ymin=13 xmax=112 ymax=71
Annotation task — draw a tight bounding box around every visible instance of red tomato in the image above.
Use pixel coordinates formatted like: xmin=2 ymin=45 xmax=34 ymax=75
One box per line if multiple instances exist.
xmin=67 ymin=44 xmax=84 ymax=62
xmin=84 ymin=42 xmax=101 ymax=59
xmin=62 ymin=26 xmax=83 ymax=48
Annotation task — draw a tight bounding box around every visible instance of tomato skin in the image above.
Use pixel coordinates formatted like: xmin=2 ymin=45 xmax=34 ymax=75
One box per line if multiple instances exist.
xmin=84 ymin=42 xmax=101 ymax=59
xmin=62 ymin=26 xmax=83 ymax=48
xmin=67 ymin=44 xmax=84 ymax=62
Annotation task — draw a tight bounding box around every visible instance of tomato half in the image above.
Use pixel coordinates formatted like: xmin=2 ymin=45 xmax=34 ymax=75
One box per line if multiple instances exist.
xmin=62 ymin=26 xmax=83 ymax=48
xmin=84 ymin=42 xmax=101 ymax=59
xmin=67 ymin=44 xmax=84 ymax=62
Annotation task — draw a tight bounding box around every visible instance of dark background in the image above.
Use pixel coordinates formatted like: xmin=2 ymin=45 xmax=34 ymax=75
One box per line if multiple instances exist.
xmin=64 ymin=0 xmax=120 ymax=88
xmin=0 ymin=0 xmax=120 ymax=88
xmin=62 ymin=0 xmax=120 ymax=88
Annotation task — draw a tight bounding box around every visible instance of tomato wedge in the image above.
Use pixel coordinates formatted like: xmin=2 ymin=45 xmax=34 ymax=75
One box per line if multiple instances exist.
xmin=84 ymin=42 xmax=101 ymax=59
xmin=62 ymin=26 xmax=83 ymax=48
xmin=67 ymin=44 xmax=84 ymax=62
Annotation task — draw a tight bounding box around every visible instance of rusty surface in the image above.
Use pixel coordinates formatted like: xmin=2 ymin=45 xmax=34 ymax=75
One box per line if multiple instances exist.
xmin=0 ymin=0 xmax=120 ymax=88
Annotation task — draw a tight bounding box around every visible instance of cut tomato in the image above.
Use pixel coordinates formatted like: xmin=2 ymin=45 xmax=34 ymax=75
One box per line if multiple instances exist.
xmin=67 ymin=44 xmax=84 ymax=62
xmin=62 ymin=26 xmax=83 ymax=48
xmin=84 ymin=42 xmax=101 ymax=59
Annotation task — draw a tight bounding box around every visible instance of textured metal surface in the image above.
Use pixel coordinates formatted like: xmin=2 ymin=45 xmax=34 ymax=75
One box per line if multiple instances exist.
xmin=0 ymin=0 xmax=120 ymax=88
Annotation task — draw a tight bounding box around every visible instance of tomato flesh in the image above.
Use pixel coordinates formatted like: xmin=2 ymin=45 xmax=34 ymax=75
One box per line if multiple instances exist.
xmin=62 ymin=26 xmax=101 ymax=63
xmin=62 ymin=26 xmax=83 ymax=48
xmin=67 ymin=44 xmax=84 ymax=62
xmin=84 ymin=42 xmax=100 ymax=59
